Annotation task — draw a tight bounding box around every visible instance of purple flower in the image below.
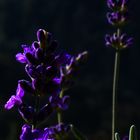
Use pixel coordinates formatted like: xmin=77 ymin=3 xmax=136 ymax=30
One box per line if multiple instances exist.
xmin=61 ymin=51 xmax=88 ymax=76
xmin=37 ymin=29 xmax=47 ymax=43
xmin=60 ymin=51 xmax=88 ymax=91
xmin=32 ymin=76 xmax=61 ymax=96
xmin=105 ymin=31 xmax=133 ymax=50
xmin=15 ymin=30 xmax=59 ymax=66
xmin=37 ymin=29 xmax=47 ymax=49
xmin=20 ymin=123 xmax=70 ymax=140
xmin=20 ymin=124 xmax=33 ymax=140
xmin=107 ymin=0 xmax=127 ymax=12
xmin=16 ymin=53 xmax=27 ymax=63
xmin=20 ymin=124 xmax=45 ymax=140
xmin=16 ymin=44 xmax=36 ymax=65
xmin=106 ymin=0 xmax=128 ymax=26
xmin=107 ymin=12 xmax=126 ymax=26
xmin=5 ymin=28 xmax=87 ymax=140
xmin=5 ymin=82 xmax=24 ymax=110
xmin=49 ymin=95 xmax=70 ymax=111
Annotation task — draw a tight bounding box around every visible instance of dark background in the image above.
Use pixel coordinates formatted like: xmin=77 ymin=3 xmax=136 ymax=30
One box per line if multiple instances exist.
xmin=0 ymin=0 xmax=139 ymax=140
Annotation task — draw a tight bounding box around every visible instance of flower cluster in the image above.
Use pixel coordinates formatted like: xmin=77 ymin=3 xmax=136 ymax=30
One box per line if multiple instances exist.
xmin=105 ymin=30 xmax=133 ymax=50
xmin=20 ymin=123 xmax=71 ymax=140
xmin=105 ymin=0 xmax=133 ymax=50
xmin=5 ymin=29 xmax=87 ymax=139
xmin=107 ymin=0 xmax=127 ymax=26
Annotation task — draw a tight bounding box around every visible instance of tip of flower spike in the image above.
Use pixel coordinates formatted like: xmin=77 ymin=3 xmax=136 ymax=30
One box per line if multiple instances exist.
xmin=37 ymin=29 xmax=47 ymax=42
xmin=107 ymin=0 xmax=127 ymax=12
xmin=37 ymin=29 xmax=47 ymax=49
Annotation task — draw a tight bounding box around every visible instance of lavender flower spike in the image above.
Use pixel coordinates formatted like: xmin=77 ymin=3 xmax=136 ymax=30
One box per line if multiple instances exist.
xmin=5 ymin=28 xmax=88 ymax=139
xmin=107 ymin=0 xmax=128 ymax=26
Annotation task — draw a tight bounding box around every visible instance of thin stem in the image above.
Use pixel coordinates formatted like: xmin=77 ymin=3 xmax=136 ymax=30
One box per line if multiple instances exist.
xmin=112 ymin=50 xmax=120 ymax=140
xmin=57 ymin=111 xmax=62 ymax=124
xmin=32 ymin=94 xmax=40 ymax=129
xmin=57 ymin=90 xmax=64 ymax=124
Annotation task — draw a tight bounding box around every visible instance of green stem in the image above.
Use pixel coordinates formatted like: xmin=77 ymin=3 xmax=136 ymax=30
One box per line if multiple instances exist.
xmin=112 ymin=50 xmax=120 ymax=140
xmin=57 ymin=90 xmax=64 ymax=124
xmin=32 ymin=94 xmax=40 ymax=129
xmin=57 ymin=111 xmax=62 ymax=124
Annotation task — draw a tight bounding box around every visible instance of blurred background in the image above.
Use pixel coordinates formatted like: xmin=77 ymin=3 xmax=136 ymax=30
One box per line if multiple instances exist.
xmin=0 ymin=0 xmax=139 ymax=139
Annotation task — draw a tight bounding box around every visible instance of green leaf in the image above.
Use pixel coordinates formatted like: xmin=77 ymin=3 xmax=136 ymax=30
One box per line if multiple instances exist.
xmin=129 ymin=125 xmax=137 ymax=140
xmin=70 ymin=124 xmax=88 ymax=140
xmin=115 ymin=133 xmax=120 ymax=140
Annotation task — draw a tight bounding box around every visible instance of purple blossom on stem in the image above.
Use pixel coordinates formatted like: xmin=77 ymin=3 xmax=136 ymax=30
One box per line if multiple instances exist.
xmin=105 ymin=1 xmax=133 ymax=140
xmin=106 ymin=0 xmax=128 ymax=26
xmin=60 ymin=51 xmax=88 ymax=91
xmin=20 ymin=123 xmax=70 ymax=140
xmin=5 ymin=28 xmax=87 ymax=139
xmin=107 ymin=0 xmax=127 ymax=12
xmin=5 ymin=82 xmax=24 ymax=110
xmin=105 ymin=31 xmax=133 ymax=50
xmin=105 ymin=0 xmax=133 ymax=50
xmin=49 ymin=95 xmax=70 ymax=111
xmin=107 ymin=12 xmax=126 ymax=26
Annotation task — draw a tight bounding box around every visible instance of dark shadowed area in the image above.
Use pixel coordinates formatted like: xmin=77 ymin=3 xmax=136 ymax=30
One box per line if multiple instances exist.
xmin=0 ymin=0 xmax=139 ymax=140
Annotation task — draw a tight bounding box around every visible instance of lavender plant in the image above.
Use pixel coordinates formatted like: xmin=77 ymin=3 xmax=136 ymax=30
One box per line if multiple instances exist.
xmin=4 ymin=29 xmax=88 ymax=140
xmin=3 ymin=0 xmax=137 ymax=140
xmin=105 ymin=0 xmax=133 ymax=140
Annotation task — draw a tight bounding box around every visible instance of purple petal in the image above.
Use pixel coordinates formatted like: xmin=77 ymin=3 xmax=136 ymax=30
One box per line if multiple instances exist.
xmin=20 ymin=124 xmax=32 ymax=140
xmin=37 ymin=29 xmax=46 ymax=42
xmin=59 ymin=96 xmax=70 ymax=110
xmin=107 ymin=0 xmax=114 ymax=9
xmin=53 ymin=77 xmax=62 ymax=84
xmin=21 ymin=45 xmax=31 ymax=53
xmin=35 ymin=47 xmax=44 ymax=60
xmin=5 ymin=95 xmax=22 ymax=110
xmin=16 ymin=83 xmax=24 ymax=97
xmin=16 ymin=53 xmax=27 ymax=63
xmin=31 ymin=41 xmax=40 ymax=50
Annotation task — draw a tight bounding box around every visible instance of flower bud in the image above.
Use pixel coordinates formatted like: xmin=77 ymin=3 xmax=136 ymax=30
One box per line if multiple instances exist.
xmin=37 ymin=29 xmax=47 ymax=49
